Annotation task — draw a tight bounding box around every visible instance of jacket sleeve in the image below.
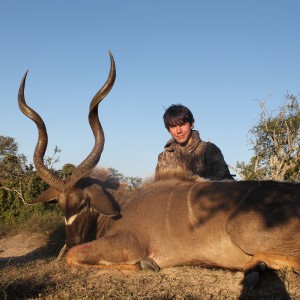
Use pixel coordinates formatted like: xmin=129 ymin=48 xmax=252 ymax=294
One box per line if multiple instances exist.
xmin=204 ymin=142 xmax=235 ymax=180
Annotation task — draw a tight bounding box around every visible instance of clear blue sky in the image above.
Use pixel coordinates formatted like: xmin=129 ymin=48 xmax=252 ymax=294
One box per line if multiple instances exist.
xmin=1 ymin=1 xmax=300 ymax=178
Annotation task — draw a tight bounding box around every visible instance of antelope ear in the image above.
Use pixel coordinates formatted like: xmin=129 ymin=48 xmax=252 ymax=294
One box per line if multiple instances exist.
xmin=29 ymin=187 xmax=59 ymax=204
xmin=87 ymin=184 xmax=120 ymax=216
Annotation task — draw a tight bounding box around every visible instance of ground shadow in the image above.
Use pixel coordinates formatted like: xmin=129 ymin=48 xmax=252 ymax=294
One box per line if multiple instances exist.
xmin=0 ymin=224 xmax=66 ymax=269
xmin=0 ymin=277 xmax=57 ymax=300
xmin=239 ymin=270 xmax=291 ymax=300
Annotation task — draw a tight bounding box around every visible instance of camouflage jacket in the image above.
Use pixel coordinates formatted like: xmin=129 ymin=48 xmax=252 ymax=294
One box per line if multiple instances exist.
xmin=155 ymin=130 xmax=234 ymax=180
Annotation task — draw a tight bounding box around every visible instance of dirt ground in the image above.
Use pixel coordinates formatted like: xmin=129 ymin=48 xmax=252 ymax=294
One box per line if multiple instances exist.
xmin=0 ymin=233 xmax=48 ymax=258
xmin=0 ymin=233 xmax=299 ymax=299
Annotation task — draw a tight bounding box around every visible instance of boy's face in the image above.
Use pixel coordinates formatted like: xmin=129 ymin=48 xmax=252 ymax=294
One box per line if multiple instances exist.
xmin=168 ymin=122 xmax=194 ymax=146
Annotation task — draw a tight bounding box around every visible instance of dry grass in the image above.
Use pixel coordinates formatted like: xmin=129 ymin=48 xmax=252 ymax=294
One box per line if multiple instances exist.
xmin=1 ymin=251 xmax=299 ymax=299
xmin=0 ymin=217 xmax=299 ymax=299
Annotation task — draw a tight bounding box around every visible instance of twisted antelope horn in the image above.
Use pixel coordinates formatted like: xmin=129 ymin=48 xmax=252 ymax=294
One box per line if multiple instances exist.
xmin=18 ymin=71 xmax=66 ymax=191
xmin=68 ymin=51 xmax=116 ymax=187
xmin=18 ymin=51 xmax=116 ymax=191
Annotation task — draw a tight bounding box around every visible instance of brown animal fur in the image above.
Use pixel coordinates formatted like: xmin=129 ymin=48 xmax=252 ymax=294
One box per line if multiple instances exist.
xmin=66 ymin=178 xmax=300 ymax=278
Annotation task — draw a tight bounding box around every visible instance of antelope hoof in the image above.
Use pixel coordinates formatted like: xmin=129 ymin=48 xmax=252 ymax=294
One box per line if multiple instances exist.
xmin=243 ymin=261 xmax=267 ymax=291
xmin=56 ymin=244 xmax=68 ymax=261
xmin=139 ymin=257 xmax=160 ymax=272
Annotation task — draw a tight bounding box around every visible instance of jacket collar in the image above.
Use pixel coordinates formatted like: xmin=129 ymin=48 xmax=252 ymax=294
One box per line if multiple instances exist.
xmin=164 ymin=130 xmax=202 ymax=152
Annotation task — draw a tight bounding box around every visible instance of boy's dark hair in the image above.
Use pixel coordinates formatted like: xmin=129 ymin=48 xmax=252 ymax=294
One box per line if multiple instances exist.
xmin=163 ymin=104 xmax=195 ymax=129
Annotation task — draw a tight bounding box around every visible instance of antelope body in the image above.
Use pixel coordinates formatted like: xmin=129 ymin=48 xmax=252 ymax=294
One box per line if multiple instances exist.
xmin=68 ymin=178 xmax=300 ymax=273
xmin=18 ymin=52 xmax=300 ymax=289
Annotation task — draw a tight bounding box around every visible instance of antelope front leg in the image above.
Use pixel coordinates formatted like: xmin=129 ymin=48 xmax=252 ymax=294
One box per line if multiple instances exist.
xmin=66 ymin=232 xmax=153 ymax=271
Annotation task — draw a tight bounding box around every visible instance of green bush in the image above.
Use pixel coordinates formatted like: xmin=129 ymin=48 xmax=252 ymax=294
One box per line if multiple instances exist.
xmin=0 ymin=211 xmax=64 ymax=238
xmin=0 ymin=183 xmax=62 ymax=226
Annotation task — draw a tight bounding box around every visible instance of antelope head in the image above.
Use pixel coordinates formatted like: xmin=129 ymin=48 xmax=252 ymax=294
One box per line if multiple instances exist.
xmin=18 ymin=51 xmax=119 ymax=249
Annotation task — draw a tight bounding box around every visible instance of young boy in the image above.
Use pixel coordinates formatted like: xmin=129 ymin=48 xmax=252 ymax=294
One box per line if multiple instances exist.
xmin=155 ymin=104 xmax=234 ymax=181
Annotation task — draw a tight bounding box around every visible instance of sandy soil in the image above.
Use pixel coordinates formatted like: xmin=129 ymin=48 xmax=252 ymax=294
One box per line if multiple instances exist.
xmin=0 ymin=233 xmax=48 ymax=259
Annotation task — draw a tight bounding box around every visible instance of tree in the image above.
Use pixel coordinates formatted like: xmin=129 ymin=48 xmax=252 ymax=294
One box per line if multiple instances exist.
xmin=108 ymin=168 xmax=125 ymax=182
xmin=236 ymin=93 xmax=300 ymax=181
xmin=0 ymin=136 xmax=27 ymax=185
xmin=60 ymin=163 xmax=76 ymax=179
xmin=124 ymin=176 xmax=143 ymax=190
xmin=0 ymin=136 xmax=61 ymax=224
xmin=0 ymin=136 xmax=18 ymax=157
xmin=108 ymin=167 xmax=143 ymax=189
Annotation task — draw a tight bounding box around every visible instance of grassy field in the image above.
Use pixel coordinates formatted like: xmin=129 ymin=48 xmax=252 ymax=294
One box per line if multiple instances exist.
xmin=0 ymin=219 xmax=299 ymax=299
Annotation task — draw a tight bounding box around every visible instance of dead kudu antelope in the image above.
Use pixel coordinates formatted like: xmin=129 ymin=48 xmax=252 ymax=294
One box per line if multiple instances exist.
xmin=18 ymin=52 xmax=300 ymax=290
